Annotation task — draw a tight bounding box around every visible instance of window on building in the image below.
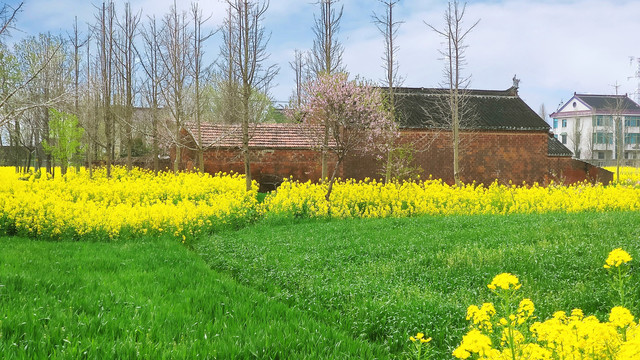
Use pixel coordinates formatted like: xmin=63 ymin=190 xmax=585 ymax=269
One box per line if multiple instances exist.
xmin=625 ymin=133 xmax=640 ymax=145
xmin=561 ymin=119 xmax=567 ymax=128
xmin=594 ymin=115 xmax=614 ymax=127
xmin=625 ymin=116 xmax=640 ymax=127
xmin=553 ymin=134 xmax=558 ymax=140
xmin=553 ymin=118 xmax=558 ymax=129
xmin=561 ymin=134 xmax=567 ymax=144
xmin=598 ymin=152 xmax=605 ymax=160
xmin=593 ymin=132 xmax=613 ymax=145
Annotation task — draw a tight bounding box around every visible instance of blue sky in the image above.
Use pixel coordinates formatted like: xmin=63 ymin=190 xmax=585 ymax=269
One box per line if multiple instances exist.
xmin=6 ymin=0 xmax=640 ymax=123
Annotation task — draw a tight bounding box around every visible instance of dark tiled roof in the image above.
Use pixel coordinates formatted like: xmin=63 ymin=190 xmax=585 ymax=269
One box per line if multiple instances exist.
xmin=394 ymin=87 xmax=550 ymax=131
xmin=547 ymin=135 xmax=573 ymax=157
xmin=575 ymin=94 xmax=640 ymax=112
xmin=183 ymin=122 xmax=332 ymax=149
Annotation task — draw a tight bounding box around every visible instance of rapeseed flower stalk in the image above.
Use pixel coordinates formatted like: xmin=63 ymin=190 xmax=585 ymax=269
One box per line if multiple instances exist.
xmin=604 ymin=248 xmax=633 ymax=307
xmin=409 ymin=332 xmax=432 ymax=360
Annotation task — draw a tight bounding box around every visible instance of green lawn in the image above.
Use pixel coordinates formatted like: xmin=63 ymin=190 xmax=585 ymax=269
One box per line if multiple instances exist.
xmin=0 ymin=237 xmax=387 ymax=359
xmin=195 ymin=211 xmax=640 ymax=358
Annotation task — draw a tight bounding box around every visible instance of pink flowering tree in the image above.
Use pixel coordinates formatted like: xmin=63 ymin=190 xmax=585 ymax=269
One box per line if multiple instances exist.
xmin=293 ymin=72 xmax=398 ymax=200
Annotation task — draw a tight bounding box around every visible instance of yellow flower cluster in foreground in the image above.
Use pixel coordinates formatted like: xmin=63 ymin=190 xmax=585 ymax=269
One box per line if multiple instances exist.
xmin=0 ymin=167 xmax=257 ymax=241
xmin=451 ymin=249 xmax=640 ymax=360
xmin=261 ymin=178 xmax=640 ymax=219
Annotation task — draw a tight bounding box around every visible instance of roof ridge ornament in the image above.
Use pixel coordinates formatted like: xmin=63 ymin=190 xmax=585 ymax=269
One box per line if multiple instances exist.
xmin=508 ymin=75 xmax=520 ymax=96
xmin=512 ymin=75 xmax=520 ymax=89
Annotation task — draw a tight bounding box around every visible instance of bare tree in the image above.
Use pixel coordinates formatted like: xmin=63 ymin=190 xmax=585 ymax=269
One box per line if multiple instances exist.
xmin=538 ymin=103 xmax=547 ymax=122
xmin=190 ymin=3 xmax=214 ymax=172
xmin=373 ymin=0 xmax=403 ymax=183
xmin=214 ymin=6 xmax=241 ymax=125
xmin=610 ymin=95 xmax=627 ymax=182
xmin=0 ymin=3 xmax=70 ymax=132
xmin=68 ymin=16 xmax=88 ymax=116
xmin=310 ymin=0 xmax=344 ymax=76
xmin=225 ymin=0 xmax=278 ymax=191
xmin=289 ymin=49 xmax=308 ymax=108
xmin=311 ymin=0 xmax=344 ymax=180
xmin=95 ymin=1 xmax=117 ymax=177
xmin=14 ymin=33 xmax=71 ymax=174
xmin=115 ymin=2 xmax=140 ymax=171
xmin=572 ymin=119 xmax=582 ymax=159
xmin=158 ymin=1 xmax=193 ymax=173
xmin=427 ymin=0 xmax=479 ymax=186
xmin=138 ymin=15 xmax=163 ymax=173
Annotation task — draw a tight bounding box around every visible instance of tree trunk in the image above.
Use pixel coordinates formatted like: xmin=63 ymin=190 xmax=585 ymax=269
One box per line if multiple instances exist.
xmin=324 ymin=155 xmax=342 ymax=201
xmin=242 ymin=86 xmax=251 ymax=191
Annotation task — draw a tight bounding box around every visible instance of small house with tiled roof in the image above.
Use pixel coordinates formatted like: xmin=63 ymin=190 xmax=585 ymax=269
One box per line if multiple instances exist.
xmin=550 ymin=93 xmax=640 ymax=165
xmin=344 ymin=85 xmax=610 ymax=184
xmin=175 ymin=84 xmax=612 ymax=187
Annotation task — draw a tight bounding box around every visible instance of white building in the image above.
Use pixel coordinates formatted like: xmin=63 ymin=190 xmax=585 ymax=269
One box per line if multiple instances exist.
xmin=550 ymin=93 xmax=640 ymax=165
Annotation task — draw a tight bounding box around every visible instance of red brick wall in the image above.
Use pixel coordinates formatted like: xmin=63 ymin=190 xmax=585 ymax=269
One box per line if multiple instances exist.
xmin=175 ymin=128 xmax=610 ymax=187
xmin=547 ymin=157 xmax=613 ymax=184
xmin=178 ymin=129 xmax=341 ymax=190
xmin=345 ymin=129 xmax=552 ymax=185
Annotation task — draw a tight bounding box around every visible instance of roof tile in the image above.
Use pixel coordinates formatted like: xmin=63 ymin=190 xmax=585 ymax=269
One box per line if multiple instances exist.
xmin=183 ymin=122 xmax=333 ymax=149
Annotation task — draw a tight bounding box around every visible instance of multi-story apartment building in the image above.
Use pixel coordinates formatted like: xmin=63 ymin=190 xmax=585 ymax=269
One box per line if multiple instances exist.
xmin=550 ymin=93 xmax=640 ymax=164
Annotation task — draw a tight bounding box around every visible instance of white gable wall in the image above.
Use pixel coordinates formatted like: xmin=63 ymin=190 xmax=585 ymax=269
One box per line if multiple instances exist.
xmin=556 ymin=96 xmax=591 ymax=113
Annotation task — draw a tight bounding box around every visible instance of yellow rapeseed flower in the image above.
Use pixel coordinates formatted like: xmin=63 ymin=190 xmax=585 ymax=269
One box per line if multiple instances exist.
xmin=487 ymin=273 xmax=521 ymax=291
xmin=609 ymin=306 xmax=635 ymax=328
xmin=604 ymin=248 xmax=633 ymax=269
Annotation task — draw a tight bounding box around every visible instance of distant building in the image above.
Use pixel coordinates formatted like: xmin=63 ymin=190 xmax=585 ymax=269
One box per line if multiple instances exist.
xmin=550 ymin=93 xmax=640 ymax=165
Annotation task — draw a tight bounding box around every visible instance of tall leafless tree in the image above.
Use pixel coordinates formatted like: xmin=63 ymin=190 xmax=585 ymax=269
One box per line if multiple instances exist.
xmin=225 ymin=0 xmax=278 ymax=191
xmin=158 ymin=1 xmax=193 ymax=173
xmin=427 ymin=0 xmax=479 ymax=186
xmin=373 ymin=0 xmax=403 ymax=183
xmin=0 ymin=2 xmax=68 ymax=132
xmin=310 ymin=0 xmax=344 ymax=76
xmin=215 ymin=6 xmax=241 ymax=125
xmin=95 ymin=1 xmax=117 ymax=177
xmin=289 ymin=49 xmax=308 ymax=108
xmin=138 ymin=15 xmax=163 ymax=174
xmin=190 ymin=3 xmax=214 ymax=172
xmin=311 ymin=0 xmax=344 ymax=179
xmin=115 ymin=2 xmax=140 ymax=171
xmin=68 ymin=16 xmax=88 ymax=117
xmin=15 ymin=33 xmax=71 ymax=174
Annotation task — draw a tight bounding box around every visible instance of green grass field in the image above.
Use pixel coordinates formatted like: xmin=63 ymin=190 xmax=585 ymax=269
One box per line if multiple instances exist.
xmin=0 ymin=237 xmax=387 ymax=359
xmin=196 ymin=211 xmax=640 ymax=358
xmin=2 ymin=212 xmax=639 ymax=358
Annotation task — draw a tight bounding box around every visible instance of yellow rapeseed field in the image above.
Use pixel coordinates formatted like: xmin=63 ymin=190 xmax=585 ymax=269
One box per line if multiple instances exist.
xmin=605 ymin=166 xmax=640 ymax=184
xmin=260 ymin=177 xmax=640 ymax=219
xmin=0 ymin=166 xmax=257 ymax=241
xmin=2 ymin=166 xmax=640 ymax=241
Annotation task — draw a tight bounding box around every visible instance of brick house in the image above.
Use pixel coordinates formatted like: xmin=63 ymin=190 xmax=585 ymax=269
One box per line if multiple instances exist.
xmin=176 ymin=85 xmax=612 ymax=187
xmin=344 ymin=86 xmax=611 ymax=184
